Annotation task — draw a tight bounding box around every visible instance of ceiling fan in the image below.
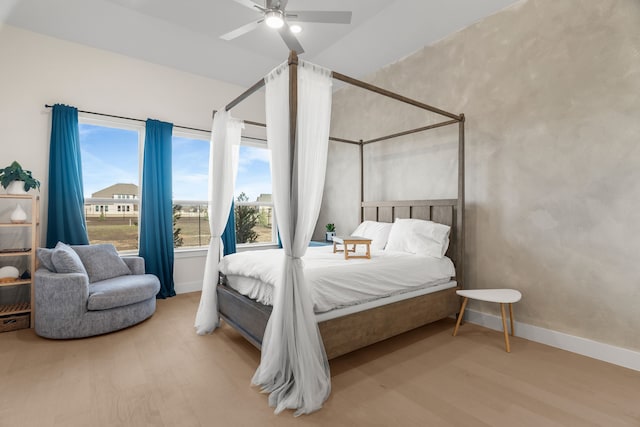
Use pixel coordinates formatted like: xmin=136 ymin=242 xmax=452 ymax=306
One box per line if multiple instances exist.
xmin=220 ymin=0 xmax=352 ymax=54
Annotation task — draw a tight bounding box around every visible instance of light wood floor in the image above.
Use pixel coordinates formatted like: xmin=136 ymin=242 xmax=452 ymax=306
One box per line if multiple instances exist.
xmin=1 ymin=292 xmax=639 ymax=426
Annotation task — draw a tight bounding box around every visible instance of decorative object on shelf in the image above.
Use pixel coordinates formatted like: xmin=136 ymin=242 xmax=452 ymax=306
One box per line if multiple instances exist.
xmin=0 ymin=194 xmax=39 ymax=329
xmin=10 ymin=204 xmax=27 ymax=223
xmin=325 ymin=223 xmax=336 ymax=242
xmin=0 ymin=161 xmax=41 ymax=194
xmin=0 ymin=313 xmax=29 ymax=332
xmin=0 ymin=265 xmax=20 ymax=280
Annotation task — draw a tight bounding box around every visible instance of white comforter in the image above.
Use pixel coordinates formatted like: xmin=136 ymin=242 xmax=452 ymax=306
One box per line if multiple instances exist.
xmin=219 ymin=246 xmax=455 ymax=313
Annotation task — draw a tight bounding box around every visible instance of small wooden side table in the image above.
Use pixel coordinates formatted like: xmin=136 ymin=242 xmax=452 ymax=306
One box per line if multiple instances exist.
xmin=332 ymin=236 xmax=372 ymax=260
xmin=452 ymin=289 xmax=522 ymax=352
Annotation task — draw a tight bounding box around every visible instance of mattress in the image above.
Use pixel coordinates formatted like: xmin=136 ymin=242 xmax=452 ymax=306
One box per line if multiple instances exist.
xmin=219 ymin=245 xmax=456 ymax=314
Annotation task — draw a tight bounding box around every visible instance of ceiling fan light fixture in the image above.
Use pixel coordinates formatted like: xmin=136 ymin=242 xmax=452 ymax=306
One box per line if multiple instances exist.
xmin=265 ymin=10 xmax=284 ymax=28
xmin=221 ymin=1 xmax=352 ymax=54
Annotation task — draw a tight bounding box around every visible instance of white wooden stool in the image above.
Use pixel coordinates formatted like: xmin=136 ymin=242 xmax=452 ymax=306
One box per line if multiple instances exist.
xmin=452 ymin=289 xmax=522 ymax=352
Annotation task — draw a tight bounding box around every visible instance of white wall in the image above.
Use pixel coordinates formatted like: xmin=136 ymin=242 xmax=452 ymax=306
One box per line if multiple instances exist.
xmin=318 ymin=0 xmax=640 ymax=352
xmin=0 ymin=25 xmax=266 ymax=293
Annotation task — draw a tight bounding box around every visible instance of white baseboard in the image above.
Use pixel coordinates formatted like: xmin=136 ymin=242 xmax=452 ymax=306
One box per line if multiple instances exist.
xmin=463 ymin=309 xmax=640 ymax=372
xmin=175 ymin=280 xmax=202 ymax=295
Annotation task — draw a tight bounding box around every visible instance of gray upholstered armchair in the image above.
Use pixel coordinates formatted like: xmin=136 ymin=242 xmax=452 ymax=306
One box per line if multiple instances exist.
xmin=34 ymin=243 xmax=160 ymax=339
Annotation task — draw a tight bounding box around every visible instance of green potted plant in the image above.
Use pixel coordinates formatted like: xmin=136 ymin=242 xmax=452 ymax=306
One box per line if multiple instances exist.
xmin=325 ymin=223 xmax=336 ymax=242
xmin=0 ymin=161 xmax=41 ymax=194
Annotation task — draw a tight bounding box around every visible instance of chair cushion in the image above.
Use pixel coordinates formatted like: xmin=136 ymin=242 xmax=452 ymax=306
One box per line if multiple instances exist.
xmin=37 ymin=248 xmax=56 ymax=272
xmin=87 ymin=274 xmax=160 ymax=311
xmin=51 ymin=242 xmax=87 ymax=275
xmin=72 ymin=244 xmax=131 ymax=283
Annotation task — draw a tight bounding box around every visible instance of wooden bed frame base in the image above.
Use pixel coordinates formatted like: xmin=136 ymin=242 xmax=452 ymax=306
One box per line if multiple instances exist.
xmin=217 ymin=282 xmax=460 ymax=360
xmin=217 ymin=199 xmax=463 ymax=360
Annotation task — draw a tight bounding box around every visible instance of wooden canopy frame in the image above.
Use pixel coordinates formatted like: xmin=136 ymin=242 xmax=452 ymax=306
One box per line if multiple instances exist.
xmin=214 ymin=51 xmax=466 ymax=359
xmin=215 ymin=50 xmax=466 ymax=288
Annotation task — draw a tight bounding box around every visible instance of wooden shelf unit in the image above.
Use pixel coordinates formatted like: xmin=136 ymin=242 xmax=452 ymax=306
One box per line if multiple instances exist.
xmin=0 ymin=194 xmax=39 ymax=329
xmin=0 ymin=279 xmax=31 ymax=287
xmin=0 ymin=301 xmax=31 ymax=316
xmin=0 ymin=251 xmax=33 ymax=258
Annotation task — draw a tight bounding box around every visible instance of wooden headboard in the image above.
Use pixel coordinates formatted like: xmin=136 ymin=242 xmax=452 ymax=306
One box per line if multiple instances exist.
xmin=361 ymin=199 xmax=462 ymax=285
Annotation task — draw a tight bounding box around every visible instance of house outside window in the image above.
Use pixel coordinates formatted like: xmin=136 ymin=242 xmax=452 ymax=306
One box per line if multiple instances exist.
xmin=79 ymin=119 xmax=141 ymax=251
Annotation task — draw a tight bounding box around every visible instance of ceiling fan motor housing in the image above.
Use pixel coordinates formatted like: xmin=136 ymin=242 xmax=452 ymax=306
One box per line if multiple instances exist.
xmin=222 ymin=0 xmax=352 ymax=54
xmin=265 ymin=0 xmax=286 ymax=11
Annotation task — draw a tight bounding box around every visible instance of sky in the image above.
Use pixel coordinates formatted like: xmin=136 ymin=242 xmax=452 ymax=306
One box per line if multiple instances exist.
xmin=79 ymin=123 xmax=272 ymax=202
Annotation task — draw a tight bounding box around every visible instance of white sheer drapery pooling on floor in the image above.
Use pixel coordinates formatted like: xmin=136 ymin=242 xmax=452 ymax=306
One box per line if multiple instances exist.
xmin=251 ymin=60 xmax=333 ymax=415
xmin=194 ymin=110 xmax=243 ymax=335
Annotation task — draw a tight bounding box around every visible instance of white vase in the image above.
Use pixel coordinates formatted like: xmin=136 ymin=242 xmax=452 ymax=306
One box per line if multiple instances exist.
xmin=6 ymin=181 xmax=28 ymax=195
xmin=10 ymin=204 xmax=27 ymax=224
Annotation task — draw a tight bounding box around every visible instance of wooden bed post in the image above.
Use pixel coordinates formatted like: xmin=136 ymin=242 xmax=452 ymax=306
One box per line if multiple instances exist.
xmin=288 ymin=50 xmax=299 ymax=229
xmin=457 ymin=114 xmax=465 ymax=289
xmin=359 ymin=140 xmax=364 ymax=223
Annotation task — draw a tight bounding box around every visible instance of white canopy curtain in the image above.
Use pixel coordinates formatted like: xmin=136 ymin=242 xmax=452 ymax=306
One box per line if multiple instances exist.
xmin=251 ymin=60 xmax=333 ymax=415
xmin=194 ymin=110 xmax=243 ymax=335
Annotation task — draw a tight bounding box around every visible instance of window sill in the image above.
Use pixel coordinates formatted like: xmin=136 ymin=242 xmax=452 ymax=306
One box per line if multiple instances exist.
xmin=237 ymin=243 xmax=279 ymax=252
xmin=171 ymin=243 xmax=279 ymax=259
xmin=174 ymin=247 xmax=209 ymax=259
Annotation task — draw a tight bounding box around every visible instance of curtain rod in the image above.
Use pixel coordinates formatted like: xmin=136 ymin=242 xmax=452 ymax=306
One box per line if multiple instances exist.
xmin=44 ymin=104 xmax=211 ymax=134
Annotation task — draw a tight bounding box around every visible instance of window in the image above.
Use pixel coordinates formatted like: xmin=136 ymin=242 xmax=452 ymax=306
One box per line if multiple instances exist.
xmin=80 ymin=120 xmax=276 ymax=252
xmin=79 ymin=120 xmax=142 ymax=252
xmin=172 ymin=133 xmax=211 ymax=249
xmin=234 ymin=143 xmax=275 ymax=245
xmin=172 ymin=135 xmax=276 ymax=249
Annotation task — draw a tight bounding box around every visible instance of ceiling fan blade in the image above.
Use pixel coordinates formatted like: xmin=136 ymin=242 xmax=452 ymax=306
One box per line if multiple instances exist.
xmin=232 ymin=0 xmax=265 ymax=12
xmin=286 ymin=10 xmax=352 ymax=24
xmin=278 ymin=24 xmax=304 ymax=54
xmin=220 ymin=19 xmax=263 ymax=41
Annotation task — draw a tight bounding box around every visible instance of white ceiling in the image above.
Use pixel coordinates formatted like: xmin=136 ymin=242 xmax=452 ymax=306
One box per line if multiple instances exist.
xmin=1 ymin=0 xmax=520 ymax=87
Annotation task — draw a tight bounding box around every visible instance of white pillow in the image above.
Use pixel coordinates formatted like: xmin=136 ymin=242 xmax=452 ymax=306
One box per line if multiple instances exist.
xmin=385 ymin=218 xmax=451 ymax=258
xmin=351 ymin=221 xmax=393 ymax=250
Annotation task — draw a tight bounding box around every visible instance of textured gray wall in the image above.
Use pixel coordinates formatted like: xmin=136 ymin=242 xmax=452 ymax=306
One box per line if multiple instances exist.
xmin=316 ymin=0 xmax=640 ymax=351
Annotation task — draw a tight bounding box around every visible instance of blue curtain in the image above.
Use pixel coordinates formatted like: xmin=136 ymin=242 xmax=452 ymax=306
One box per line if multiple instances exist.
xmin=46 ymin=104 xmax=89 ymax=248
xmin=222 ymin=202 xmax=236 ymax=255
xmin=139 ymin=119 xmax=175 ymax=298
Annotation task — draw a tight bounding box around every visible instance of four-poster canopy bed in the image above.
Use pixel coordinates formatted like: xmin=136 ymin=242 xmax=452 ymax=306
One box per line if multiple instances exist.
xmin=197 ymin=51 xmax=465 ymax=415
